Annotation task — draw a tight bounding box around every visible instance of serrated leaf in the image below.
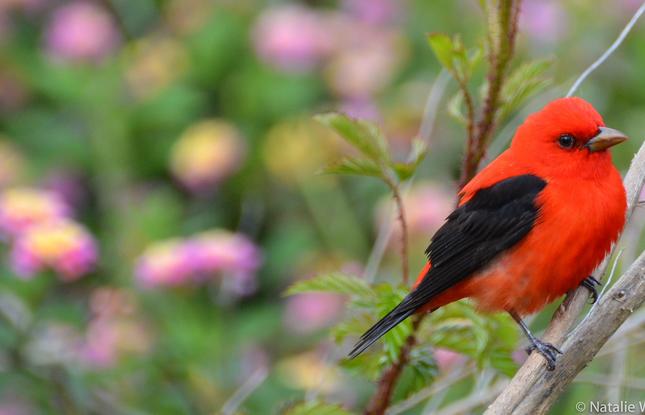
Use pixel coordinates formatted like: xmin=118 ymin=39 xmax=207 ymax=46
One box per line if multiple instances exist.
xmin=419 ymin=300 xmax=518 ymax=376
xmin=408 ymin=347 xmax=439 ymax=393
xmin=488 ymin=348 xmax=518 ymax=377
xmin=427 ymin=33 xmax=455 ymax=72
xmin=284 ymin=273 xmax=374 ymax=299
xmin=321 ymin=157 xmax=384 ymax=178
xmin=499 ymin=59 xmax=552 ymax=122
xmin=283 ymin=400 xmax=355 ymax=415
xmin=315 ymin=113 xmax=389 ymax=163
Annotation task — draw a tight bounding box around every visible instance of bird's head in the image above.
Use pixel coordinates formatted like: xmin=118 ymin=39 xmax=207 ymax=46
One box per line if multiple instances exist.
xmin=510 ymin=97 xmax=627 ymax=179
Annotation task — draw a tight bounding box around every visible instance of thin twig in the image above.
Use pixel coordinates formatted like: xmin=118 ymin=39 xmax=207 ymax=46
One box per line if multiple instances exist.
xmin=566 ymin=2 xmax=645 ymax=97
xmin=221 ymin=368 xmax=268 ymax=415
xmin=383 ymin=175 xmax=409 ymax=285
xmin=364 ymin=71 xmax=450 ymax=283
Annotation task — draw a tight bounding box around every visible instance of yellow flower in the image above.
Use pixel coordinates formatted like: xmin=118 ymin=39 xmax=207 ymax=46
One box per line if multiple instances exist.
xmin=125 ymin=35 xmax=188 ymax=99
xmin=170 ymin=119 xmax=245 ymax=190
xmin=0 ymin=188 xmax=69 ymax=236
xmin=262 ymin=118 xmax=338 ymax=184
xmin=276 ymin=351 xmax=342 ymax=393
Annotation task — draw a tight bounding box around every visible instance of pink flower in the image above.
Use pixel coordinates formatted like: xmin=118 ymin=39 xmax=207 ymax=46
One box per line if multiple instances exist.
xmin=252 ymin=5 xmax=332 ymax=73
xmin=324 ymin=21 xmax=407 ymax=98
xmin=284 ymin=292 xmax=345 ymax=333
xmin=342 ymin=0 xmax=401 ymax=25
xmin=0 ymin=188 xmax=69 ymax=238
xmin=135 ymin=239 xmax=196 ymax=287
xmin=135 ymin=230 xmax=261 ymax=291
xmin=79 ymin=288 xmax=151 ymax=368
xmin=520 ymin=0 xmax=567 ymax=45
xmin=10 ymin=219 xmax=97 ymax=281
xmin=170 ymin=120 xmax=246 ymax=192
xmin=434 ymin=348 xmax=466 ymax=372
xmin=192 ymin=230 xmax=261 ymax=276
xmin=45 ymin=2 xmax=120 ymax=62
xmin=339 ymin=99 xmax=381 ymax=122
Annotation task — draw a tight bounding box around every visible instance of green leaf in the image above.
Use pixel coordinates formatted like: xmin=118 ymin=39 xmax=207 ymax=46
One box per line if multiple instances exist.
xmin=283 ymin=400 xmax=355 ymax=415
xmin=392 ymin=139 xmax=427 ymax=181
xmin=284 ymin=273 xmax=374 ymax=299
xmin=499 ymin=59 xmax=552 ymax=122
xmin=427 ymin=33 xmax=455 ymax=72
xmin=315 ymin=113 xmax=389 ymax=163
xmin=406 ymin=347 xmax=439 ymax=395
xmin=428 ymin=34 xmax=479 ymax=82
xmin=321 ymin=157 xmax=384 ymax=178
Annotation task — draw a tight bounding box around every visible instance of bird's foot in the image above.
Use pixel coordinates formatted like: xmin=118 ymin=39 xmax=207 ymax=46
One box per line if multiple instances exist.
xmin=526 ymin=339 xmax=562 ymax=371
xmin=580 ymin=275 xmax=601 ymax=304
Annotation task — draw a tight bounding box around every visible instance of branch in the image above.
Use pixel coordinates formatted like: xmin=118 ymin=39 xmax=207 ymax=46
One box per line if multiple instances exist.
xmin=365 ymin=316 xmax=422 ymax=415
xmin=485 ymin=139 xmax=645 ymax=414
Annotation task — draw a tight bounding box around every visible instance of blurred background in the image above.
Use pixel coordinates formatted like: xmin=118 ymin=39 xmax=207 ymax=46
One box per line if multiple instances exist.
xmin=0 ymin=0 xmax=643 ymax=413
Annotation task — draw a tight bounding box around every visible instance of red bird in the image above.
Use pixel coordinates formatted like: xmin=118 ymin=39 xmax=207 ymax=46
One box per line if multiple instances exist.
xmin=349 ymin=97 xmax=628 ymax=370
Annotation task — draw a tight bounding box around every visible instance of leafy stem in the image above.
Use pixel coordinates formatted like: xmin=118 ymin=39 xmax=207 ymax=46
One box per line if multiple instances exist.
xmin=460 ymin=0 xmax=521 ymax=187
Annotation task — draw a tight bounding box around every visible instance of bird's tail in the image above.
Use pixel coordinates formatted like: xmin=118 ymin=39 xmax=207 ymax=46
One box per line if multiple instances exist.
xmin=347 ymin=298 xmax=417 ymax=358
xmin=348 ymin=263 xmax=432 ymax=359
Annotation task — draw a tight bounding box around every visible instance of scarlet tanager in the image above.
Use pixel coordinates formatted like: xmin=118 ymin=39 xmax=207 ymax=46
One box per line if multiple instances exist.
xmin=349 ymin=97 xmax=628 ymax=370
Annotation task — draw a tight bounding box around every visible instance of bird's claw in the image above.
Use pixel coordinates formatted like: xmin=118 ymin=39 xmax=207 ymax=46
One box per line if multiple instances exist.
xmin=581 ymin=275 xmax=602 ymax=304
xmin=526 ymin=339 xmax=562 ymax=371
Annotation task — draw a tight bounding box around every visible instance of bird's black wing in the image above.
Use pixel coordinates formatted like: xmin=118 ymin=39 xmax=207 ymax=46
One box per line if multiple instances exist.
xmin=349 ymin=174 xmax=547 ymax=358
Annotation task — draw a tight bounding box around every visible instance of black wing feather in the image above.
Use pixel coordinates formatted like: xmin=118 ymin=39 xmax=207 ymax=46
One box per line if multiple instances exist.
xmin=348 ymin=174 xmax=547 ymax=358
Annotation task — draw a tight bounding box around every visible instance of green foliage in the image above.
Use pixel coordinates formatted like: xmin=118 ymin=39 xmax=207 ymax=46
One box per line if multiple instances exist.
xmin=284 ymin=273 xmax=374 ymax=299
xmin=427 ymin=33 xmax=481 ymax=84
xmin=315 ymin=113 xmax=427 ymax=184
xmin=315 ymin=113 xmax=389 ymax=163
xmin=400 ymin=347 xmax=439 ymax=397
xmin=498 ymin=59 xmax=553 ymax=122
xmin=321 ymin=158 xmax=384 ymax=179
xmin=422 ymin=301 xmax=519 ymax=376
xmin=283 ymin=400 xmax=355 ymax=415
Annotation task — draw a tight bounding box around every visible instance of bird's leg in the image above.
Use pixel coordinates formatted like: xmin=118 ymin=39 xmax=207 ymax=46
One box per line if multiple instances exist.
xmin=508 ymin=309 xmax=562 ymax=371
xmin=580 ymin=275 xmax=601 ymax=304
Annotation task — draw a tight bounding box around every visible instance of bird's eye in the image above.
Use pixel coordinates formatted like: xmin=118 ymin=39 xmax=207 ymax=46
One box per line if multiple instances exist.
xmin=558 ymin=134 xmax=576 ymax=149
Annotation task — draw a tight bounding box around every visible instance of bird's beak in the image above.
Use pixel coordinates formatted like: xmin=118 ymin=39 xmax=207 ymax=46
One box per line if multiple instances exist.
xmin=585 ymin=127 xmax=628 ymax=152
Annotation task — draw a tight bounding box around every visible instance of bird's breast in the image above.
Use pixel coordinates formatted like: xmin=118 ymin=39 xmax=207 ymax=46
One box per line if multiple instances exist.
xmin=469 ymin=171 xmax=626 ymax=315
